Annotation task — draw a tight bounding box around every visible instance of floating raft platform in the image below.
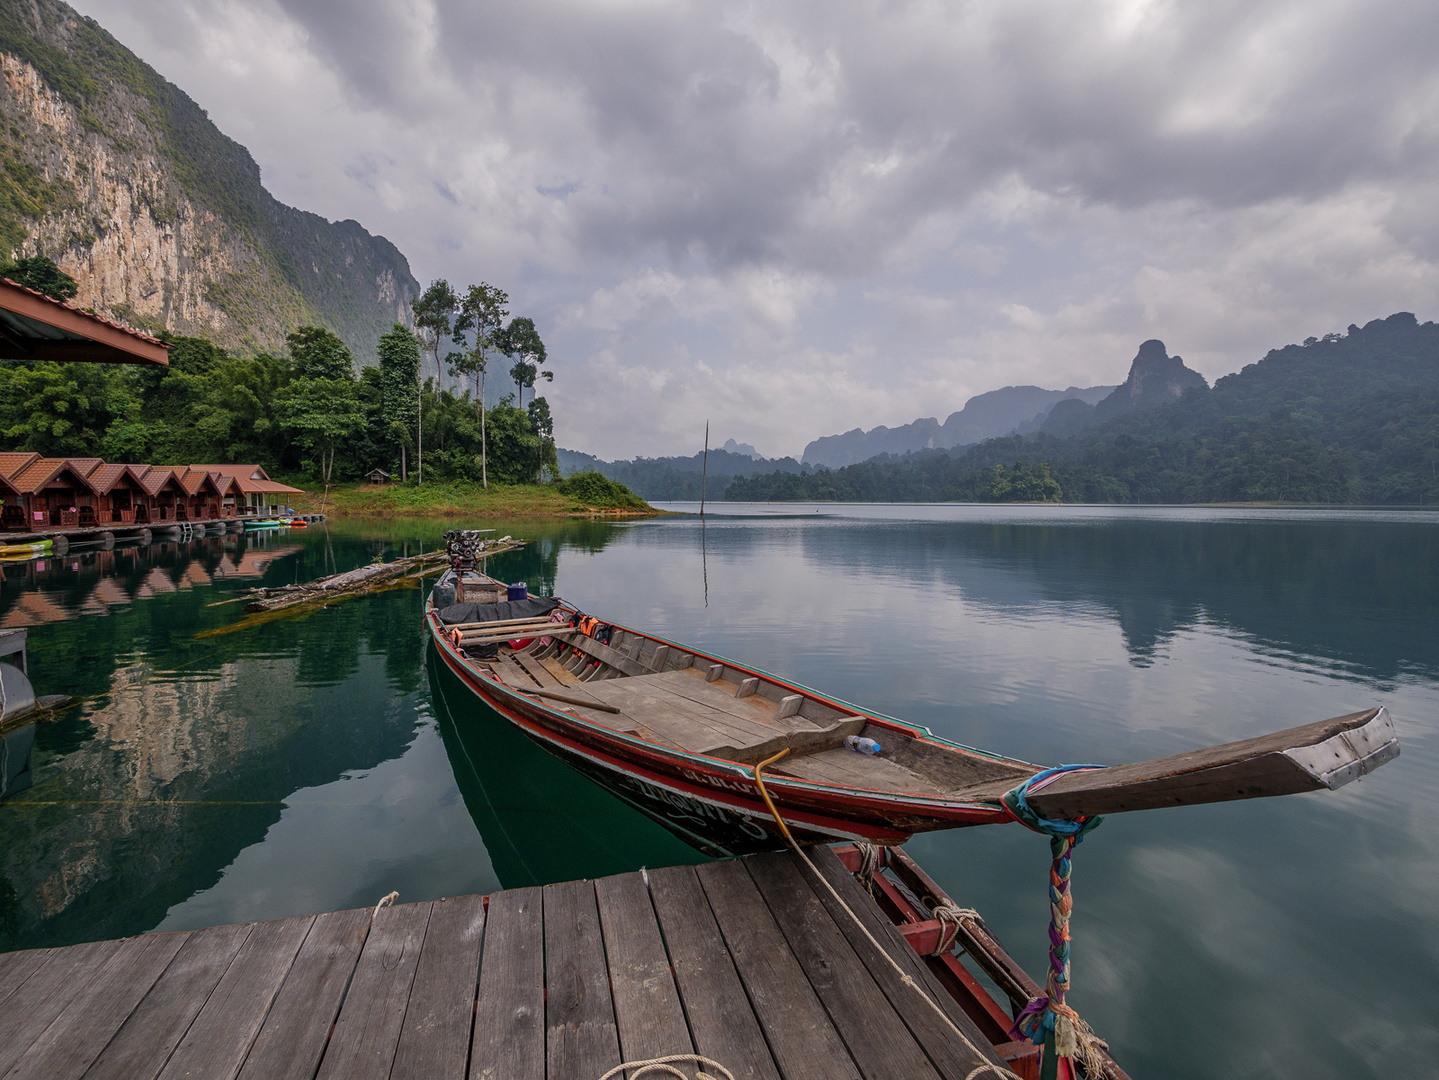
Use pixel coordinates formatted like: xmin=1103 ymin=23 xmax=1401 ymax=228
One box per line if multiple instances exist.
xmin=0 ymin=845 xmax=1128 ymax=1080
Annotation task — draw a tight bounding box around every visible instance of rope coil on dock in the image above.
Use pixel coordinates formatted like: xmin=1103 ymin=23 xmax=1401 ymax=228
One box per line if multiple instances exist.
xmin=596 ymin=1053 xmax=737 ymax=1080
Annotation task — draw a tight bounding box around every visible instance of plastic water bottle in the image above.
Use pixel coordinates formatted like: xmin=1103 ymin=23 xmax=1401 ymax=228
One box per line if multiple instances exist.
xmin=845 ymin=735 xmax=882 ymax=755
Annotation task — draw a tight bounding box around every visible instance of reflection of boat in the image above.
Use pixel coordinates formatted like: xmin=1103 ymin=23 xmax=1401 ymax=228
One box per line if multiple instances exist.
xmin=426 ymin=565 xmax=1400 ymax=853
xmin=0 ymin=631 xmax=76 ymax=797
xmin=427 ymin=648 xmax=709 ymax=882
xmin=0 ymin=720 xmax=35 ymax=798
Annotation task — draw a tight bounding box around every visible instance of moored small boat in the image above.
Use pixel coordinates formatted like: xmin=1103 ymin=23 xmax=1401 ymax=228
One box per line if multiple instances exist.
xmin=425 ymin=562 xmax=1400 ymax=854
xmin=0 ymin=538 xmax=52 ymax=559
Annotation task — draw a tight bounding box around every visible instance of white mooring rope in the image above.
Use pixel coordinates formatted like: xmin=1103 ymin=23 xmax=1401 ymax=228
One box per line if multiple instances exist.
xmin=750 ymin=749 xmax=1023 ymax=1080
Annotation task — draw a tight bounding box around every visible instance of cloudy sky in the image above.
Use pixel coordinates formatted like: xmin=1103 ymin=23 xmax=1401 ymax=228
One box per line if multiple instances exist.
xmin=75 ymin=0 xmax=1439 ymax=459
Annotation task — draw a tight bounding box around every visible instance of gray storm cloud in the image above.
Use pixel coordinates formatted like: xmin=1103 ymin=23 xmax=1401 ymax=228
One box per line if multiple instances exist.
xmin=71 ymin=0 xmax=1439 ymax=457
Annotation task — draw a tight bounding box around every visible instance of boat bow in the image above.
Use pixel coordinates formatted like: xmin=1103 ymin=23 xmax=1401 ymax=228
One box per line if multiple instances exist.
xmin=959 ymin=706 xmax=1399 ymax=820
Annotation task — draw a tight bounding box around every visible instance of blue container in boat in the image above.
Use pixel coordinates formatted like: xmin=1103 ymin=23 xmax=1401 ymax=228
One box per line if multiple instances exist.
xmin=507 ymin=582 xmax=528 ymax=602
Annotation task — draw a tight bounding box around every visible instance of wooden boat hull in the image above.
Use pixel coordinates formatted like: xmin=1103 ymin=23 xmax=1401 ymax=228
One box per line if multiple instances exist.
xmin=426 ymin=578 xmax=1398 ymax=854
xmin=429 ymin=607 xmax=1037 ymax=852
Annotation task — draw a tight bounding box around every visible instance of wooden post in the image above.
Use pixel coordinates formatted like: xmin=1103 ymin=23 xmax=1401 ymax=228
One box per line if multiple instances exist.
xmin=700 ymin=421 xmax=708 ymax=518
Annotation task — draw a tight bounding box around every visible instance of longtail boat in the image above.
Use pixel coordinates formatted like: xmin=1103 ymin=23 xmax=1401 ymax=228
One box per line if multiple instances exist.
xmin=425 ymin=561 xmax=1400 ymax=855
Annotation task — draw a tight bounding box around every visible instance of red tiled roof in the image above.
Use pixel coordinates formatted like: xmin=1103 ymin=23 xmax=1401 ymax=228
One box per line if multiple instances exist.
xmin=86 ymin=464 xmax=128 ymax=493
xmin=0 ymin=452 xmax=39 ymax=479
xmin=234 ymin=477 xmax=305 ymax=495
xmin=188 ymin=464 xmax=271 ymax=482
xmin=9 ymin=458 xmax=101 ymax=495
xmin=137 ymin=466 xmax=186 ymax=495
xmin=178 ymin=468 xmax=224 ymax=495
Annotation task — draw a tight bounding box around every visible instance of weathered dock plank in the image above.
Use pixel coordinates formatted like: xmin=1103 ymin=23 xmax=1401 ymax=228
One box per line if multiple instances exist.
xmin=697 ymin=859 xmax=863 ymax=1080
xmin=237 ymin=909 xmax=370 ymax=1080
xmin=5 ymin=932 xmax=188 ymax=1080
xmin=0 ymin=947 xmax=50 ymax=1010
xmin=803 ymin=846 xmax=1009 ymax=1076
xmin=647 ymin=866 xmax=782 ymax=1080
xmin=317 ymin=902 xmax=431 ymax=1080
xmin=746 ymin=850 xmax=946 ymax=1080
xmin=0 ymin=846 xmax=1059 ymax=1080
xmin=470 ymin=887 xmax=544 ymax=1080
xmin=544 ymin=878 xmax=623 ymax=1080
xmin=0 ymin=939 xmax=122 ymax=1077
xmin=390 ymin=894 xmax=486 ymax=1080
xmin=154 ymin=915 xmax=312 ymax=1080
xmin=83 ymin=922 xmax=253 ymax=1080
xmin=595 ymin=871 xmax=697 ymax=1080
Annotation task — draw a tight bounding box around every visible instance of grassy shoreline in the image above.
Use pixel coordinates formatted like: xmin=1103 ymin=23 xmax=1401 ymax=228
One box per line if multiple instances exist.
xmin=286 ymin=479 xmax=659 ymax=519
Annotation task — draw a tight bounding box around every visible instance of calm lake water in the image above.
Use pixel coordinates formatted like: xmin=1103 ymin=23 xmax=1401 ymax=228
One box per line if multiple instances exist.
xmin=1 ymin=504 xmax=1435 ymax=1078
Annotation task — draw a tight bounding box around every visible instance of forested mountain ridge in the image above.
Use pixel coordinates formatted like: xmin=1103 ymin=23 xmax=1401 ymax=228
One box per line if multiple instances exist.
xmin=0 ymin=0 xmax=419 ymax=364
xmin=1042 ymin=340 xmax=1206 ymax=436
xmin=801 ymin=382 xmax=1114 ymax=468
xmin=559 ymin=445 xmax=809 ymax=501
xmin=727 ymin=313 xmax=1439 ymax=504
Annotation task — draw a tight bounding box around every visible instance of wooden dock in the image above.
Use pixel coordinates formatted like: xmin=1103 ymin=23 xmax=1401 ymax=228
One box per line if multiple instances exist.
xmin=0 ymin=846 xmax=1052 ymax=1080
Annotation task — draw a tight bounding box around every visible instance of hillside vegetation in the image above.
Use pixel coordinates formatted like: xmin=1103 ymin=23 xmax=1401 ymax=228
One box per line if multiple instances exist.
xmin=727 ymin=313 xmax=1439 ymax=504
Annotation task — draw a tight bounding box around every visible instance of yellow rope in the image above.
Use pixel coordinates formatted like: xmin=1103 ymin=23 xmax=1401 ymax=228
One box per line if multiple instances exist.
xmin=751 ymin=752 xmax=1021 ymax=1080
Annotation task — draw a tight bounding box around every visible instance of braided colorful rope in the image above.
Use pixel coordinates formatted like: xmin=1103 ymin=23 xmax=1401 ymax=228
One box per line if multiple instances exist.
xmin=1001 ymin=765 xmax=1106 ymax=1080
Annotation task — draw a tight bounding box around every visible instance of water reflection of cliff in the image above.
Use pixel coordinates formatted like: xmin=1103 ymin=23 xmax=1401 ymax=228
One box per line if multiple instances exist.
xmin=0 ymin=530 xmax=431 ymax=950
xmin=794 ymin=517 xmax=1439 ymax=682
xmin=0 ymin=518 xmax=629 ymax=950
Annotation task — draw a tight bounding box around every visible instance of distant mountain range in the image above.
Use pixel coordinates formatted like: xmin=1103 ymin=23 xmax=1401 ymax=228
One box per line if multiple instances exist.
xmin=801 ymin=383 xmax=1115 ymax=468
xmin=0 ymin=0 xmax=420 ymax=364
xmin=558 ymin=445 xmax=810 ymax=501
xmin=727 ymin=313 xmax=1439 ymax=505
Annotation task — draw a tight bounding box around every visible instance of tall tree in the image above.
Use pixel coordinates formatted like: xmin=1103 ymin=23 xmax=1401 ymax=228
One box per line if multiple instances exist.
xmin=377 ymin=323 xmax=420 ymax=480
xmin=275 ymin=378 xmax=364 ymax=512
xmin=410 ymin=280 xmax=458 ymax=484
xmin=527 ymin=395 xmax=559 ymax=483
xmin=450 ymin=283 xmax=508 ymax=489
xmin=286 ymin=326 xmax=355 ymax=380
xmin=0 ymin=255 xmax=78 ymax=301
xmin=499 ymin=316 xmax=550 ymax=409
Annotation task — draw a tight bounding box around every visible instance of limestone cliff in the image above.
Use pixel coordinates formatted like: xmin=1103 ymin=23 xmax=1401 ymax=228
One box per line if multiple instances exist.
xmin=0 ymin=0 xmax=419 ymax=364
xmin=1042 ymin=340 xmax=1208 ymax=436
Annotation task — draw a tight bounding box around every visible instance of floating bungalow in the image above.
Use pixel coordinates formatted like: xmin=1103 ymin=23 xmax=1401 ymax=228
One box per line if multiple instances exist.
xmin=0 ymin=456 xmax=306 ymax=541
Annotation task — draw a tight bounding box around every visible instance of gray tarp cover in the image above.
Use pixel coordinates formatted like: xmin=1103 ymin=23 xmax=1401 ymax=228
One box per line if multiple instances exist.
xmin=436 ymin=596 xmax=560 ymax=626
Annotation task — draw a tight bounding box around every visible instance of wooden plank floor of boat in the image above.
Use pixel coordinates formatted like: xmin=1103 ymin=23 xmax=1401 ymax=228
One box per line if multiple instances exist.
xmin=0 ymin=849 xmax=1008 ymax=1080
xmin=476 ymin=649 xmax=951 ymax=795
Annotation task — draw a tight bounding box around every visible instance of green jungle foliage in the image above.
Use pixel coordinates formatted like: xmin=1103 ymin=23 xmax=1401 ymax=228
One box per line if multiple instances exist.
xmin=554 ymin=470 xmax=651 ymax=510
xmin=726 ymin=313 xmax=1439 ymax=505
xmin=0 ymin=323 xmax=560 ymax=489
xmin=0 ymin=254 xmax=76 ymax=299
